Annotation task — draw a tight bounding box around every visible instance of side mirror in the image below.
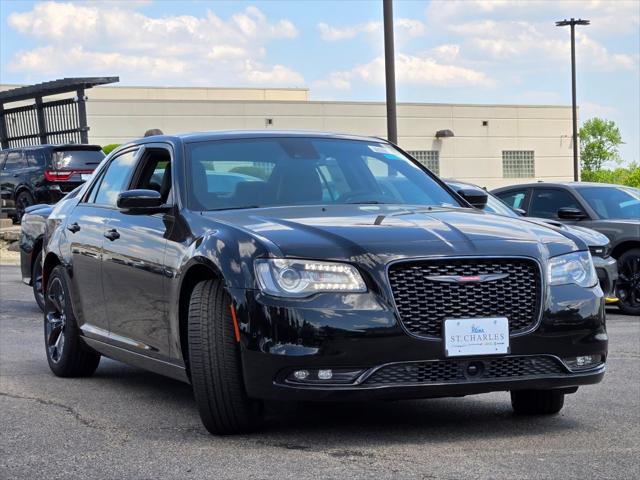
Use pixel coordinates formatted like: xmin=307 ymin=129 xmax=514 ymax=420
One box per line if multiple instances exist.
xmin=457 ymin=187 xmax=488 ymax=210
xmin=117 ymin=189 xmax=163 ymax=210
xmin=557 ymin=207 xmax=587 ymax=220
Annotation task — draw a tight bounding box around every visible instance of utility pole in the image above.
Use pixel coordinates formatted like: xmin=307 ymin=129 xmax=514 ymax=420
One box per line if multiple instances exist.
xmin=383 ymin=0 xmax=397 ymax=144
xmin=556 ymin=18 xmax=590 ymax=181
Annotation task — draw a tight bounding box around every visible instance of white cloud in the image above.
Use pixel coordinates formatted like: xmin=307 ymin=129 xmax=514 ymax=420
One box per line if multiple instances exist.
xmin=242 ymin=61 xmax=304 ymax=85
xmin=317 ymin=18 xmax=426 ymax=41
xmin=6 ymin=1 xmax=303 ymax=87
xmin=446 ymin=19 xmax=638 ymax=72
xmin=316 ymin=53 xmax=492 ymax=90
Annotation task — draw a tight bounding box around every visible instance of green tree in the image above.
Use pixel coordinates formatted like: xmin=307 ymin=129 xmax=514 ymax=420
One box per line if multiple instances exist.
xmin=579 ymin=117 xmax=623 ymax=172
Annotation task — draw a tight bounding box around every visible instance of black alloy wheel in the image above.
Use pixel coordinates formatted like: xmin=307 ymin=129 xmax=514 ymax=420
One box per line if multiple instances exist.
xmin=616 ymin=249 xmax=640 ymax=316
xmin=15 ymin=190 xmax=34 ymax=223
xmin=32 ymin=250 xmax=45 ymax=311
xmin=45 ymin=276 xmax=67 ymax=364
xmin=44 ymin=265 xmax=101 ymax=376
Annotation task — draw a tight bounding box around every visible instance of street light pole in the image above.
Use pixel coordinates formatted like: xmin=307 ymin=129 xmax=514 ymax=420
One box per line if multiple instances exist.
xmin=556 ymin=18 xmax=590 ymax=181
xmin=383 ymin=0 xmax=397 ymax=144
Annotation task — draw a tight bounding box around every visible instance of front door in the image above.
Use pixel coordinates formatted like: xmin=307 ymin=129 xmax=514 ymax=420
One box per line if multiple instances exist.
xmin=101 ymin=145 xmax=173 ymax=359
xmin=66 ymin=148 xmax=140 ymax=339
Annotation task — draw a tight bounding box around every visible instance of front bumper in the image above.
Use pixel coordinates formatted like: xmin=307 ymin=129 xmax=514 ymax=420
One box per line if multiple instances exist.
xmin=230 ymin=283 xmax=607 ymax=402
xmin=592 ymin=255 xmax=618 ymax=300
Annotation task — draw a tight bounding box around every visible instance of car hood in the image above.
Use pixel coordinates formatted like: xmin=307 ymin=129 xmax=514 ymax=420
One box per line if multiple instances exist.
xmin=208 ymin=205 xmax=580 ymax=263
xmin=523 ymin=217 xmax=609 ymax=247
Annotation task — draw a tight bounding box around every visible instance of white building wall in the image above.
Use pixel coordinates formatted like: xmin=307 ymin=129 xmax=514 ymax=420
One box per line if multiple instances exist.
xmin=3 ymin=85 xmax=574 ymax=189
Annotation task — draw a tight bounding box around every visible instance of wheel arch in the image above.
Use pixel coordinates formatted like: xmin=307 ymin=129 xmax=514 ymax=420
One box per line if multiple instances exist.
xmin=42 ymin=252 xmax=62 ymax=295
xmin=177 ymin=259 xmax=222 ymax=377
xmin=611 ymin=240 xmax=640 ymax=259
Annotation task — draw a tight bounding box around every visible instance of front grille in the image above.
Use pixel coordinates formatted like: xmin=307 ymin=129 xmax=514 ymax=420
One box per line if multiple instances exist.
xmin=388 ymin=258 xmax=541 ymax=337
xmin=364 ymin=356 xmax=566 ymax=385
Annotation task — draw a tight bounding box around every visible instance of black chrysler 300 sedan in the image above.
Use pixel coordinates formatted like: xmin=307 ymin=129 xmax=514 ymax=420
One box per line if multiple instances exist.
xmin=41 ymin=131 xmax=607 ymax=434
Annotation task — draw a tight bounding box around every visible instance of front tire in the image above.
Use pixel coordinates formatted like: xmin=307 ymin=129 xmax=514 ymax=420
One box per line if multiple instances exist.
xmin=511 ymin=389 xmax=565 ymax=415
xmin=44 ymin=265 xmax=101 ymax=377
xmin=188 ymin=279 xmax=263 ymax=435
xmin=616 ymin=249 xmax=640 ymax=316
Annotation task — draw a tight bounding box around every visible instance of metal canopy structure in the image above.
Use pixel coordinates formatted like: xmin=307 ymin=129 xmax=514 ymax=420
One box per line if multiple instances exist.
xmin=0 ymin=76 xmax=119 ymax=149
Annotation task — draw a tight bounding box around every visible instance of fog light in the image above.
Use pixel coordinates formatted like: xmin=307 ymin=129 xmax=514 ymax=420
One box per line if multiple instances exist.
xmin=318 ymin=369 xmax=333 ymax=380
xmin=564 ymin=355 xmax=602 ymax=370
xmin=293 ymin=370 xmax=309 ymax=380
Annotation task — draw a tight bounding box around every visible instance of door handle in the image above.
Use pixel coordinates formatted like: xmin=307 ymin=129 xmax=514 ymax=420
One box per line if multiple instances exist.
xmin=103 ymin=229 xmax=120 ymax=241
xmin=67 ymin=222 xmax=81 ymax=233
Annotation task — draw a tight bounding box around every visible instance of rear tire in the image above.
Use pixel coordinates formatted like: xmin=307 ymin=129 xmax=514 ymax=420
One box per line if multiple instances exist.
xmin=188 ymin=279 xmax=263 ymax=435
xmin=511 ymin=389 xmax=565 ymax=415
xmin=44 ymin=265 xmax=101 ymax=377
xmin=32 ymin=250 xmax=45 ymax=312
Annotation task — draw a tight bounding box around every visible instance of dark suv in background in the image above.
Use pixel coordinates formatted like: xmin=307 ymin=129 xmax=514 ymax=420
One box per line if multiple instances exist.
xmin=0 ymin=144 xmax=104 ymax=221
xmin=493 ymin=182 xmax=640 ymax=315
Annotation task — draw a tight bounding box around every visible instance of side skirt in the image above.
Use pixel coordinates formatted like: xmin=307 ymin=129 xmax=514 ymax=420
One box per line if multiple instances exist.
xmin=82 ymin=336 xmax=190 ymax=384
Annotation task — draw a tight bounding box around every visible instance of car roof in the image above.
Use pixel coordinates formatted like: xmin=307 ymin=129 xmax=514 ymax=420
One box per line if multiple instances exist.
xmin=132 ymin=130 xmax=387 ymax=145
xmin=1 ymin=143 xmax=102 ymax=152
xmin=492 ymin=181 xmax=627 ymax=191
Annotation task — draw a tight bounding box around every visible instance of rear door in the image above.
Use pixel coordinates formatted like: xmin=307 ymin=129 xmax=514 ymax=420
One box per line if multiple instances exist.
xmin=65 ymin=148 xmax=139 ymax=339
xmin=101 ymin=145 xmax=173 ymax=359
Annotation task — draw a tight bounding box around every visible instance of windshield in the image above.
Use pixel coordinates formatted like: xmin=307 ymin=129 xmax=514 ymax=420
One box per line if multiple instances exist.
xmin=576 ymin=186 xmax=640 ymax=220
xmin=186 ymin=138 xmax=459 ymax=211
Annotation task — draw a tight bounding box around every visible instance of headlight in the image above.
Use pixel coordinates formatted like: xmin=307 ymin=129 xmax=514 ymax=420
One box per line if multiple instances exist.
xmin=548 ymin=251 xmax=598 ymax=288
xmin=255 ymin=259 xmax=366 ymax=298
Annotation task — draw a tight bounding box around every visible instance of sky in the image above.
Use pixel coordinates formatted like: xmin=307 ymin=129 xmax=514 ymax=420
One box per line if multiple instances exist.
xmin=1 ymin=0 xmax=638 ymax=163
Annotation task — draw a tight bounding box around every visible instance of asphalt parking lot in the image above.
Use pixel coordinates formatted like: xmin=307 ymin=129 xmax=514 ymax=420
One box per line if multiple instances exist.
xmin=1 ymin=264 xmax=638 ymax=480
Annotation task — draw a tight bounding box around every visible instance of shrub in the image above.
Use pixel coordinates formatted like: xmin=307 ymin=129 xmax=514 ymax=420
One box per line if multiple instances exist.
xmin=102 ymin=144 xmax=121 ymax=155
xmin=581 ymin=163 xmax=640 ymax=188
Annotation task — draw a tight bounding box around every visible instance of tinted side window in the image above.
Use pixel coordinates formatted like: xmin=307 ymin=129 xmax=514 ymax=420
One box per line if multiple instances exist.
xmin=529 ymin=189 xmax=580 ymax=219
xmin=26 ymin=150 xmax=46 ymax=167
xmin=3 ymin=151 xmax=28 ymax=171
xmin=496 ymin=189 xmax=528 ymax=210
xmin=91 ymin=150 xmax=138 ymax=206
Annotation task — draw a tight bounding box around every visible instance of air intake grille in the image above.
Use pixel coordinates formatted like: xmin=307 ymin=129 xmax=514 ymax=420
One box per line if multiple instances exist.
xmin=364 ymin=356 xmax=565 ymax=385
xmin=388 ymin=258 xmax=541 ymax=338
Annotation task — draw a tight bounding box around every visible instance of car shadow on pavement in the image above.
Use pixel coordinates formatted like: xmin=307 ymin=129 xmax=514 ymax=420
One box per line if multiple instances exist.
xmin=89 ymin=359 xmax=583 ymax=447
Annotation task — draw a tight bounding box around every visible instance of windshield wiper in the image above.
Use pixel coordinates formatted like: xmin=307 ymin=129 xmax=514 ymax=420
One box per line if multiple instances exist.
xmin=347 ymin=201 xmax=385 ymax=205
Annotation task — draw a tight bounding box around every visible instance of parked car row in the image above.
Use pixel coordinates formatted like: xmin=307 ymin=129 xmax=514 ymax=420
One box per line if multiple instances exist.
xmin=445 ymin=180 xmax=619 ymax=304
xmin=493 ymin=183 xmax=639 ymax=315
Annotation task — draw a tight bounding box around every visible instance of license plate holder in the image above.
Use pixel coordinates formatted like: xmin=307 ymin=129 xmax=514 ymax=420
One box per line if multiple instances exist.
xmin=444 ymin=317 xmax=509 ymax=357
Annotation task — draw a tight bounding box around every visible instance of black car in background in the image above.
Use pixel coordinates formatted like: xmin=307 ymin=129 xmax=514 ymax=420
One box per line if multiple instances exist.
xmin=40 ymin=131 xmax=606 ymax=435
xmin=492 ymin=182 xmax=640 ymax=315
xmin=0 ymin=144 xmax=104 ymax=221
xmin=19 ymin=186 xmax=83 ymax=310
xmin=445 ymin=180 xmax=618 ymax=302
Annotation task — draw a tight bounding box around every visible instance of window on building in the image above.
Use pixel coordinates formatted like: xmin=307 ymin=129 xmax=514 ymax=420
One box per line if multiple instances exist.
xmin=502 ymin=150 xmax=535 ymax=178
xmin=407 ymin=150 xmax=440 ymax=175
